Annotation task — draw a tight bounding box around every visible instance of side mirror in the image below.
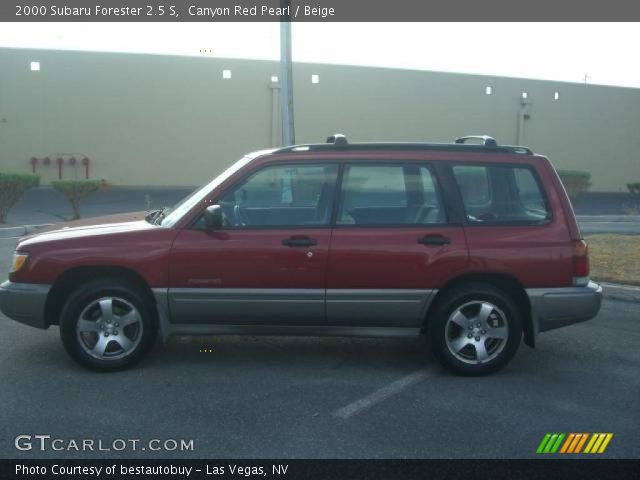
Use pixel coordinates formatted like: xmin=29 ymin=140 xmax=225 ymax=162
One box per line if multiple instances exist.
xmin=204 ymin=205 xmax=224 ymax=230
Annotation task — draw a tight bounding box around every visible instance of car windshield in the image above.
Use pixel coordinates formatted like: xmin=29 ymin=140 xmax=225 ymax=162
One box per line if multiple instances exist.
xmin=158 ymin=152 xmax=264 ymax=227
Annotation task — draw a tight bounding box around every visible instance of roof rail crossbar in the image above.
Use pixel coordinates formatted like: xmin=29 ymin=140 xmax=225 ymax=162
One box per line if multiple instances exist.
xmin=274 ymin=135 xmax=532 ymax=155
xmin=326 ymin=133 xmax=348 ymax=146
xmin=454 ymin=135 xmax=498 ymax=147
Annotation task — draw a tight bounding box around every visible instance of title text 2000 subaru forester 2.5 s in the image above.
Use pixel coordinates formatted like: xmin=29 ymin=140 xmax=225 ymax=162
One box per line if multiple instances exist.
xmin=0 ymin=135 xmax=602 ymax=375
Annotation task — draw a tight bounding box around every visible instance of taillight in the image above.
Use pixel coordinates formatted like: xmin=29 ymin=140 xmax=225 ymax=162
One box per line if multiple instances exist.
xmin=573 ymin=239 xmax=589 ymax=280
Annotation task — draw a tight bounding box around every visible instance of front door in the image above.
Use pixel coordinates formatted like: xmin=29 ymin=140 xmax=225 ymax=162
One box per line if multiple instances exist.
xmin=325 ymin=162 xmax=468 ymax=328
xmin=169 ymin=163 xmax=339 ymax=325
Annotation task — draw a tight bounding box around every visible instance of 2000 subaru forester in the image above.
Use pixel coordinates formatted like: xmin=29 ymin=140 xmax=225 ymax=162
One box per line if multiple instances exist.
xmin=0 ymin=135 xmax=602 ymax=375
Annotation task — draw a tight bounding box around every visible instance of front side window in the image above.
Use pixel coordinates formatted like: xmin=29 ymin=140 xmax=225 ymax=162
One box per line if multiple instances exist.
xmin=452 ymin=164 xmax=550 ymax=224
xmin=218 ymin=164 xmax=339 ymax=227
xmin=337 ymin=164 xmax=445 ymax=225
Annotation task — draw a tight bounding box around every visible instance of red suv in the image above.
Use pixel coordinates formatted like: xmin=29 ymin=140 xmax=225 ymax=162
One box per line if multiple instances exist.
xmin=0 ymin=135 xmax=602 ymax=375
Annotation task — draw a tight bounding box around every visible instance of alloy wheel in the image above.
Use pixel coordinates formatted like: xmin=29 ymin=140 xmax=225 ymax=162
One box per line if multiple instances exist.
xmin=76 ymin=297 xmax=143 ymax=361
xmin=444 ymin=301 xmax=509 ymax=365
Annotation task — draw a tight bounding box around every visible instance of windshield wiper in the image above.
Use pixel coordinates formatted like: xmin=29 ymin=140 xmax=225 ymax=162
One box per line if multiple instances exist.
xmin=152 ymin=206 xmax=170 ymax=225
xmin=144 ymin=207 xmax=169 ymax=225
xmin=144 ymin=209 xmax=162 ymax=224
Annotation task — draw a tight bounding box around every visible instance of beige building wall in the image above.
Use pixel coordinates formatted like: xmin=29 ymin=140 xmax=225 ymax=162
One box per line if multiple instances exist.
xmin=0 ymin=47 xmax=639 ymax=191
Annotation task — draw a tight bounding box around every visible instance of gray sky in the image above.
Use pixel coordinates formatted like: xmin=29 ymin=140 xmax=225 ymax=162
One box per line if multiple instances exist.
xmin=1 ymin=22 xmax=639 ymax=88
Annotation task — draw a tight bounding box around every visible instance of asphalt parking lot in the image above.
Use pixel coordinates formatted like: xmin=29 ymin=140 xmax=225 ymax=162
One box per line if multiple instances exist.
xmin=0 ymin=236 xmax=638 ymax=459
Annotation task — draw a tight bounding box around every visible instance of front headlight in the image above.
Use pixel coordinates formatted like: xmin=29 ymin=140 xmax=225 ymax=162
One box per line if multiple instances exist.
xmin=10 ymin=251 xmax=29 ymax=273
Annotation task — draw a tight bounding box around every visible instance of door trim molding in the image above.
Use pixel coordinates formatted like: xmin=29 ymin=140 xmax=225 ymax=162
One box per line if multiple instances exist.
xmin=166 ymin=288 xmax=325 ymax=325
xmin=158 ymin=288 xmax=436 ymax=330
xmin=326 ymin=289 xmax=436 ymax=328
xmin=169 ymin=324 xmax=421 ymax=339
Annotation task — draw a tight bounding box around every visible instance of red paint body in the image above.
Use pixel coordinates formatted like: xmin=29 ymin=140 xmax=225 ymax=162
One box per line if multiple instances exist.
xmin=12 ymin=150 xmax=582 ymax=292
xmin=170 ymin=228 xmax=332 ymax=289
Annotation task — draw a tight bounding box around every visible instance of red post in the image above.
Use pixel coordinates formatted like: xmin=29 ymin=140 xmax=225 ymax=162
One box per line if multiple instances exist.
xmin=56 ymin=157 xmax=63 ymax=180
xmin=30 ymin=157 xmax=38 ymax=173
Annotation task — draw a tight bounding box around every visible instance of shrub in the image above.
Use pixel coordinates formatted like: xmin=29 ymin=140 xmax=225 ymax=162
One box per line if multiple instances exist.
xmin=0 ymin=173 xmax=40 ymax=224
xmin=627 ymin=182 xmax=640 ymax=194
xmin=557 ymin=170 xmax=591 ymax=201
xmin=51 ymin=180 xmax=103 ymax=220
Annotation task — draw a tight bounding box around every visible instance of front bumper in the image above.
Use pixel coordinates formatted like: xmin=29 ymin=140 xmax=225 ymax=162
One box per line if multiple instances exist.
xmin=0 ymin=281 xmax=51 ymax=329
xmin=526 ymin=281 xmax=603 ymax=334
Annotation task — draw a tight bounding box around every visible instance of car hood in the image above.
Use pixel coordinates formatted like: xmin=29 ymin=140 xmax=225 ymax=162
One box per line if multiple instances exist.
xmin=18 ymin=211 xmax=156 ymax=245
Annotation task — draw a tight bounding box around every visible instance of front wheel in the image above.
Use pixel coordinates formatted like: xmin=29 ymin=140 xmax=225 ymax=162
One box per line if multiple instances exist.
xmin=429 ymin=283 xmax=523 ymax=376
xmin=59 ymin=278 xmax=157 ymax=372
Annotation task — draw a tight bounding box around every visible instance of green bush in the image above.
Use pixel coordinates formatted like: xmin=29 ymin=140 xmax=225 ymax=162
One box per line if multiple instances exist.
xmin=51 ymin=180 xmax=103 ymax=220
xmin=0 ymin=173 xmax=40 ymax=224
xmin=627 ymin=182 xmax=640 ymax=194
xmin=557 ymin=170 xmax=592 ymax=201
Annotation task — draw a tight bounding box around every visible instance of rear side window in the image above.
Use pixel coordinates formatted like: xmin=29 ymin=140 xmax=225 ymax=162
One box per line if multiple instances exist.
xmin=341 ymin=165 xmax=407 ymax=209
xmin=451 ymin=166 xmax=490 ymax=207
xmin=337 ymin=164 xmax=446 ymax=225
xmin=452 ymin=164 xmax=550 ymax=224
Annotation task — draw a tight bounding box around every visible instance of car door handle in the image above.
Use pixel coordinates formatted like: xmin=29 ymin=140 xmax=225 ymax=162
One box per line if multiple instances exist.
xmin=282 ymin=236 xmax=317 ymax=247
xmin=417 ymin=234 xmax=451 ymax=246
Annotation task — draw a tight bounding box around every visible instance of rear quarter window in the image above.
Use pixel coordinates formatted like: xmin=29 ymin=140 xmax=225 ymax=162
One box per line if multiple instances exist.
xmin=452 ymin=164 xmax=550 ymax=224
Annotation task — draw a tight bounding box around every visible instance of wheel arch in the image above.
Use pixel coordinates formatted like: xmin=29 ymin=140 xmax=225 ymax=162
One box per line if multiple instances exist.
xmin=44 ymin=266 xmax=157 ymax=327
xmin=425 ymin=272 xmax=535 ymax=348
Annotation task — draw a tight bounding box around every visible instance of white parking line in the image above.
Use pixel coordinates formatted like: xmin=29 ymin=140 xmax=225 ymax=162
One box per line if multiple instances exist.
xmin=333 ymin=368 xmax=430 ymax=419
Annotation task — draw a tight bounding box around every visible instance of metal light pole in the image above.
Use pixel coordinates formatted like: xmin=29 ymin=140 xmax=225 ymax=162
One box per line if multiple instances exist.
xmin=279 ymin=0 xmax=295 ymax=146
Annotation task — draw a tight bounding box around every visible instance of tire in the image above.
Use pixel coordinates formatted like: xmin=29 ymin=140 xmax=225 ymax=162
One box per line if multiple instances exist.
xmin=429 ymin=282 xmax=523 ymax=376
xmin=59 ymin=278 xmax=157 ymax=372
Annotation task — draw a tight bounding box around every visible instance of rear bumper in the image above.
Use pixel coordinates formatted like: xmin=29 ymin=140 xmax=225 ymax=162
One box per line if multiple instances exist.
xmin=526 ymin=281 xmax=603 ymax=334
xmin=0 ymin=281 xmax=50 ymax=329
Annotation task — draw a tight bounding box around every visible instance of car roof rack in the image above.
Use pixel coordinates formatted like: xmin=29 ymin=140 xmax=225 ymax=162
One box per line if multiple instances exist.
xmin=326 ymin=133 xmax=348 ymax=145
xmin=276 ymin=134 xmax=532 ymax=155
xmin=454 ymin=135 xmax=498 ymax=147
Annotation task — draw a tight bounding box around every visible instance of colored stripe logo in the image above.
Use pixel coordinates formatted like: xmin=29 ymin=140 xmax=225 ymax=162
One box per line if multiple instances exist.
xmin=537 ymin=433 xmax=613 ymax=454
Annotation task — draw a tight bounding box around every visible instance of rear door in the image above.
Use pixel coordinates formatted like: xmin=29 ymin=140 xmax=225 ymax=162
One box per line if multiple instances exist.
xmin=325 ymin=162 xmax=469 ymax=328
xmin=450 ymin=162 xmax=574 ymax=287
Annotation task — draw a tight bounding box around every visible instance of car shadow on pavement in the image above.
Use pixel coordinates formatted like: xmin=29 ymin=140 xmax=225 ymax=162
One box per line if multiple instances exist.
xmin=147 ymin=335 xmax=434 ymax=372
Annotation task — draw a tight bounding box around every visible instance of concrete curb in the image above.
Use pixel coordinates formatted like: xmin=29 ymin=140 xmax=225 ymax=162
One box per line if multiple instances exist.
xmin=601 ymin=282 xmax=640 ymax=303
xmin=577 ymin=215 xmax=640 ymax=223
xmin=0 ymin=224 xmax=53 ymax=239
xmin=0 ymin=226 xmax=26 ymax=239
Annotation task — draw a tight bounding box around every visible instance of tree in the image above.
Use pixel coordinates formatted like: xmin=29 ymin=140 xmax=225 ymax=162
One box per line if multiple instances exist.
xmin=0 ymin=173 xmax=40 ymax=224
xmin=51 ymin=180 xmax=103 ymax=220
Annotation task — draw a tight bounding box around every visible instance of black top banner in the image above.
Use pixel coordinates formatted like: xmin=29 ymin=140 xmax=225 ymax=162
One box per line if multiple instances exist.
xmin=4 ymin=0 xmax=640 ymax=21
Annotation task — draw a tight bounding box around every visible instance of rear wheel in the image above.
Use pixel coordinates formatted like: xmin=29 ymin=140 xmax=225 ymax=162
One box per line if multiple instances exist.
xmin=429 ymin=283 xmax=523 ymax=375
xmin=59 ymin=278 xmax=156 ymax=372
